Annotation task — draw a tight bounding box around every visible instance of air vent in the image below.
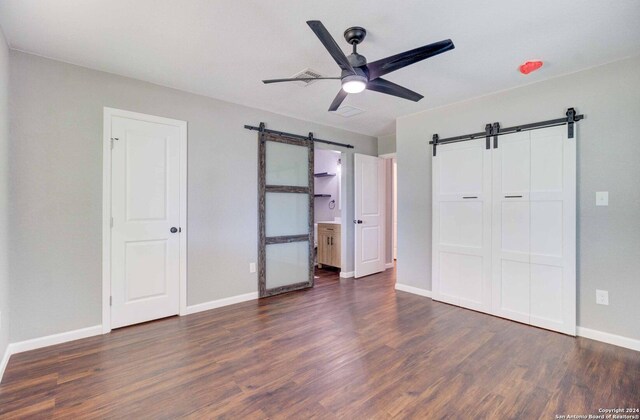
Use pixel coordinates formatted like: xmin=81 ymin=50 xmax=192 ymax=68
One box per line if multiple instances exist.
xmin=334 ymin=105 xmax=365 ymax=118
xmin=290 ymin=68 xmax=324 ymax=86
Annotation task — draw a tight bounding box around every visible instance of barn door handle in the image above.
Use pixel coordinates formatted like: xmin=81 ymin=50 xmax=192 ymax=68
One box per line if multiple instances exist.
xmin=505 ymin=195 xmax=523 ymax=198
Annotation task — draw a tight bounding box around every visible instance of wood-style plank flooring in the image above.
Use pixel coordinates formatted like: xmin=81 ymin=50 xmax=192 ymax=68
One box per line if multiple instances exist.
xmin=1 ymin=267 xmax=639 ymax=418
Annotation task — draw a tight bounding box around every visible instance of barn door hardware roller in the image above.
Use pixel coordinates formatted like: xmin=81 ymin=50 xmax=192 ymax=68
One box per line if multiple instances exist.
xmin=430 ymin=107 xmax=584 ymax=155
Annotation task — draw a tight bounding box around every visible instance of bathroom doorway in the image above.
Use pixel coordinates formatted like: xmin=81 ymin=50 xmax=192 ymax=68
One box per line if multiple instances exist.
xmin=314 ymin=149 xmax=344 ymax=281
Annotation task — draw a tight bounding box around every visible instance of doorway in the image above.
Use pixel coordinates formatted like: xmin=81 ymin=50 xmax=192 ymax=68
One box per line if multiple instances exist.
xmin=102 ymin=108 xmax=187 ymax=332
xmin=313 ymin=149 xmax=344 ymax=281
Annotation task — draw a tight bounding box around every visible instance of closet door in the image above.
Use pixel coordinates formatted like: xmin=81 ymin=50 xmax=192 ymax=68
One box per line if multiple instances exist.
xmin=492 ymin=125 xmax=576 ymax=335
xmin=432 ymin=140 xmax=492 ymax=312
xmin=492 ymin=132 xmax=531 ymax=324
xmin=528 ymin=126 xmax=575 ymax=335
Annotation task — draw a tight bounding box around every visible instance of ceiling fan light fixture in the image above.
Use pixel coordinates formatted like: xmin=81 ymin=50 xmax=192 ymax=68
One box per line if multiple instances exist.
xmin=342 ymin=75 xmax=367 ymax=93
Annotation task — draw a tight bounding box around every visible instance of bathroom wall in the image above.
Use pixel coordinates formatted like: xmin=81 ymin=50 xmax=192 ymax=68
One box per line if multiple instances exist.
xmin=314 ymin=149 xmax=341 ymax=222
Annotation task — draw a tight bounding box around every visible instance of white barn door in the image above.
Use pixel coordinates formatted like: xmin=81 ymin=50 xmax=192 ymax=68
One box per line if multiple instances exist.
xmin=492 ymin=125 xmax=576 ymax=335
xmin=432 ymin=139 xmax=492 ymax=312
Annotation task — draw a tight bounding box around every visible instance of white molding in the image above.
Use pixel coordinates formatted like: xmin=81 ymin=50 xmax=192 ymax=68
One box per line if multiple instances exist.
xmin=0 ymin=325 xmax=103 ymax=383
xmin=385 ymin=262 xmax=395 ymax=269
xmin=339 ymin=271 xmax=354 ymax=278
xmin=9 ymin=325 xmax=103 ymax=354
xmin=185 ymin=292 xmax=259 ymax=315
xmin=577 ymin=327 xmax=640 ymax=352
xmin=0 ymin=345 xmax=10 ymax=383
xmin=395 ymin=283 xmax=433 ymax=298
xmin=102 ymin=107 xmax=188 ymax=333
xmin=102 ymin=108 xmax=112 ymax=333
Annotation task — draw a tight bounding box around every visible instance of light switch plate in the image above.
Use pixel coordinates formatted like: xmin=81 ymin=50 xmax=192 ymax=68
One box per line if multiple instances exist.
xmin=596 ymin=289 xmax=609 ymax=305
xmin=249 ymin=262 xmax=256 ymax=273
xmin=596 ymin=191 xmax=608 ymax=206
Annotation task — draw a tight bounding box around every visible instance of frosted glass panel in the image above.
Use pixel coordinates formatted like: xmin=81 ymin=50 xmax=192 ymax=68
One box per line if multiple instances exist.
xmin=266 ymin=193 xmax=308 ymax=237
xmin=266 ymin=141 xmax=308 ymax=187
xmin=266 ymin=241 xmax=310 ymax=289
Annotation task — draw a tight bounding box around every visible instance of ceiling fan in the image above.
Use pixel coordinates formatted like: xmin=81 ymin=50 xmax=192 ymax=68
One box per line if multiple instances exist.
xmin=262 ymin=21 xmax=455 ymax=111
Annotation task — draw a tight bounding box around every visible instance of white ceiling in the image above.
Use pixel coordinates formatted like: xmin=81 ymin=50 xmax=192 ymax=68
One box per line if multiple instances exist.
xmin=1 ymin=0 xmax=639 ymax=136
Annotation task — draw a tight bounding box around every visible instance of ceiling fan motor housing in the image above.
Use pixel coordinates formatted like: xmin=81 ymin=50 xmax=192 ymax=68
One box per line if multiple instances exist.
xmin=348 ymin=53 xmax=367 ymax=68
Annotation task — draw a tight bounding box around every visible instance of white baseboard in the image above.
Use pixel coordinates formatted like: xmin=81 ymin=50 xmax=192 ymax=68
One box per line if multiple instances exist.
xmin=1 ymin=325 xmax=103 ymax=383
xmin=0 ymin=344 xmax=11 ymax=384
xmin=185 ymin=292 xmax=259 ymax=315
xmin=394 ymin=283 xmax=432 ymax=298
xmin=577 ymin=327 xmax=640 ymax=352
xmin=385 ymin=262 xmax=395 ymax=269
xmin=9 ymin=325 xmax=103 ymax=355
xmin=340 ymin=271 xmax=354 ymax=278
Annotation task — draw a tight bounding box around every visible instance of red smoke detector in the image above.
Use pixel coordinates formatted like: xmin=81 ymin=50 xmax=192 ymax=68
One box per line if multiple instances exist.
xmin=519 ymin=60 xmax=543 ymax=75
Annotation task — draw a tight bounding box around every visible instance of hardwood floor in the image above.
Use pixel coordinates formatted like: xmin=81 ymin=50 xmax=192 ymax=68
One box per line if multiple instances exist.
xmin=1 ymin=267 xmax=638 ymax=419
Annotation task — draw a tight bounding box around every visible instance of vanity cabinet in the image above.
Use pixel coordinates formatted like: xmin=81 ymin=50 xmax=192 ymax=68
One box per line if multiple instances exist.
xmin=317 ymin=223 xmax=341 ymax=268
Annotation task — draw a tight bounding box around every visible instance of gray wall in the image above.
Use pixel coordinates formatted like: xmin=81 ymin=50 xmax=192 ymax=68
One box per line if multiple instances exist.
xmin=0 ymin=29 xmax=10 ymax=360
xmin=378 ymin=133 xmax=397 ymax=156
xmin=397 ymin=55 xmax=640 ymax=340
xmin=9 ymin=51 xmax=377 ymax=342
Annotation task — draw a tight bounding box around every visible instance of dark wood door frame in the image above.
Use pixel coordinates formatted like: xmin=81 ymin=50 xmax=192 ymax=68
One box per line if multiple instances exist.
xmin=258 ymin=131 xmax=314 ymax=297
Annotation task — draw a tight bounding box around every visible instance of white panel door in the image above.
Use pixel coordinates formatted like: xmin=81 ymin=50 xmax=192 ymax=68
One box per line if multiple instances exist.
xmin=432 ymin=140 xmax=492 ymax=312
xmin=492 ymin=131 xmax=531 ymax=324
xmin=354 ymin=154 xmax=386 ymax=278
xmin=529 ymin=126 xmax=576 ymax=335
xmin=110 ymin=115 xmax=182 ymax=328
xmin=492 ymin=126 xmax=576 ymax=335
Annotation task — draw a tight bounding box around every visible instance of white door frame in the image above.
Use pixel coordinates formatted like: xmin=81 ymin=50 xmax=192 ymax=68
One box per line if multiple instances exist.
xmin=379 ymin=153 xmax=397 ymax=266
xmin=102 ymin=107 xmax=188 ymax=334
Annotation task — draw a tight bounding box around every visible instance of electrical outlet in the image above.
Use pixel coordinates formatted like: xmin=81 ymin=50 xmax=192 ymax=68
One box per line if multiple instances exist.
xmin=596 ymin=289 xmax=609 ymax=305
xmin=596 ymin=191 xmax=609 ymax=206
xmin=249 ymin=262 xmax=256 ymax=273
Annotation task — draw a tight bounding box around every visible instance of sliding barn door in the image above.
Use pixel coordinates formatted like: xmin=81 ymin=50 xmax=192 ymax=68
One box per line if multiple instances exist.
xmin=259 ymin=133 xmax=314 ymax=297
xmin=432 ymin=139 xmax=492 ymax=312
xmin=492 ymin=125 xmax=576 ymax=335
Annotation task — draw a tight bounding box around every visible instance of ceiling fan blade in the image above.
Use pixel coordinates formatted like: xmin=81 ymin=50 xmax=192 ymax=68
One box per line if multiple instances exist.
xmin=307 ymin=20 xmax=355 ymax=74
xmin=366 ymin=78 xmax=423 ymax=102
xmin=263 ymin=77 xmax=340 ymax=84
xmin=367 ymin=39 xmax=454 ymax=79
xmin=328 ymin=89 xmax=348 ymax=111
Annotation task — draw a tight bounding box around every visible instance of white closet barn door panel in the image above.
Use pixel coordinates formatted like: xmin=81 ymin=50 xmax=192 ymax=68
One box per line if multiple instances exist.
xmin=433 ymin=140 xmax=491 ymax=311
xmin=492 ymin=131 xmax=531 ymax=323
xmin=528 ymin=126 xmax=576 ymax=335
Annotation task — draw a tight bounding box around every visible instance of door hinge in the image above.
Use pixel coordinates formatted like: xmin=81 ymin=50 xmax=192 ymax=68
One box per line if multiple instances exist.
xmin=110 ymin=137 xmax=119 ymax=149
xmin=109 ymin=296 xmax=112 ymax=306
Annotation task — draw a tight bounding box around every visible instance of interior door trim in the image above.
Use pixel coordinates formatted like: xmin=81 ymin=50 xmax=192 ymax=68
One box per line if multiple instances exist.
xmin=258 ymin=132 xmax=314 ymax=297
xmin=101 ymin=107 xmax=188 ymax=334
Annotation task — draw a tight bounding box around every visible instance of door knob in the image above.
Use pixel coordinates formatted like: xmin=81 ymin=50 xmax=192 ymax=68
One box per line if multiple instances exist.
xmin=170 ymin=227 xmax=178 ymax=233
xmin=353 ymin=220 xmax=363 ymax=224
